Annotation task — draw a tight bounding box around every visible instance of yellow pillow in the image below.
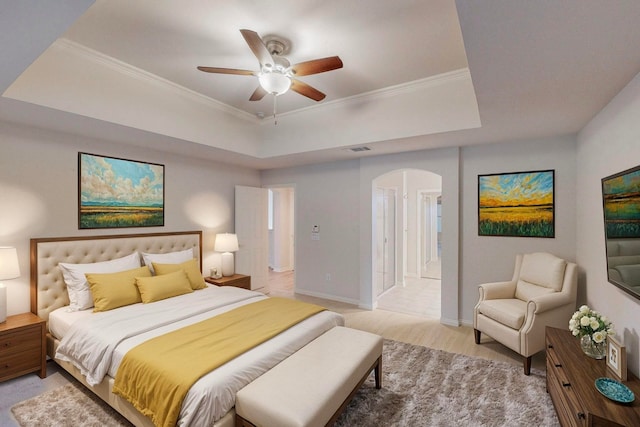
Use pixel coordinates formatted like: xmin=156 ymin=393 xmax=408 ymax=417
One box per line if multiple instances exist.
xmin=86 ymin=266 xmax=151 ymax=312
xmin=135 ymin=269 xmax=193 ymax=303
xmin=152 ymin=258 xmax=206 ymax=290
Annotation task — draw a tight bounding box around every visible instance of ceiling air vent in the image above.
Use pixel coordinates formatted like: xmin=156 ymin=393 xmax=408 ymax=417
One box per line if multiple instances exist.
xmin=348 ymin=146 xmax=371 ymax=152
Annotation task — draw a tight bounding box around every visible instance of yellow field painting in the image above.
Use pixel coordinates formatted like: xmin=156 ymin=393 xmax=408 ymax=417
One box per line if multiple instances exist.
xmin=478 ymin=170 xmax=554 ymax=237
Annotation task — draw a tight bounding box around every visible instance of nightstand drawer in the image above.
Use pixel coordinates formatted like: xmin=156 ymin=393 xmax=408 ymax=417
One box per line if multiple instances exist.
xmin=0 ymin=325 xmax=41 ymax=357
xmin=0 ymin=350 xmax=41 ymax=381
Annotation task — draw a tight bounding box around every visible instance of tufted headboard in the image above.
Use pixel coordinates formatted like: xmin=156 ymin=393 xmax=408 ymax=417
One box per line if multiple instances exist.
xmin=30 ymin=231 xmax=202 ymax=322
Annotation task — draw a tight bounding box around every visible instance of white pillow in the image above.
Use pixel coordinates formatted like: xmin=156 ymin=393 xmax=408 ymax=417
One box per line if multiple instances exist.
xmin=59 ymin=252 xmax=141 ymax=311
xmin=142 ymin=248 xmax=194 ymax=274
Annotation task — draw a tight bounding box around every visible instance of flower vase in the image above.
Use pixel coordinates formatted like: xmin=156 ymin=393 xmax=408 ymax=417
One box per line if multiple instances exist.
xmin=580 ymin=335 xmax=607 ymax=359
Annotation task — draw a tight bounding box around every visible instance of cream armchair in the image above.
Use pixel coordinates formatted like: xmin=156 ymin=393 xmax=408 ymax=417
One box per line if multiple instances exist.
xmin=473 ymin=252 xmax=577 ymax=375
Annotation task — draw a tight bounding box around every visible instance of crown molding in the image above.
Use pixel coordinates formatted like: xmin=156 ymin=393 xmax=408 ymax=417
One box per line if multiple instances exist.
xmin=55 ymin=38 xmax=261 ymax=124
xmin=55 ymin=39 xmax=471 ymax=129
xmin=261 ymin=68 xmax=473 ymax=124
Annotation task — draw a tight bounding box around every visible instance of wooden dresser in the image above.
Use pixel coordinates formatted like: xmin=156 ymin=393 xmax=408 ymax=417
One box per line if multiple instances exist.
xmin=546 ymin=326 xmax=640 ymax=426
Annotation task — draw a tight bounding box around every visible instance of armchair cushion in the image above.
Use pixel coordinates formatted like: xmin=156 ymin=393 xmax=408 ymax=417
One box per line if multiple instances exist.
xmin=477 ymin=299 xmax=527 ymax=330
xmin=515 ymin=280 xmax=556 ymax=302
xmin=518 ymin=252 xmax=566 ymax=291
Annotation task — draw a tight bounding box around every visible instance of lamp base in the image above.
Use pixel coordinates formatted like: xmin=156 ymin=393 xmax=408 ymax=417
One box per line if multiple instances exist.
xmin=221 ymin=252 xmax=235 ymax=277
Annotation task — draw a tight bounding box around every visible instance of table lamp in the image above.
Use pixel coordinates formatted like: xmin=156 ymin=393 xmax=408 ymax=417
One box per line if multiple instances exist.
xmin=0 ymin=247 xmax=20 ymax=323
xmin=215 ymin=233 xmax=239 ymax=277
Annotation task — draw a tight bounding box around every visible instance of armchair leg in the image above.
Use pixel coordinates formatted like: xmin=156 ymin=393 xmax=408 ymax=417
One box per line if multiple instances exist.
xmin=523 ymin=356 xmax=532 ymax=376
xmin=474 ymin=329 xmax=481 ymax=344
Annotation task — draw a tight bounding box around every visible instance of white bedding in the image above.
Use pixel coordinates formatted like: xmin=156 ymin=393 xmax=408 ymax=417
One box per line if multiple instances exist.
xmin=55 ymin=285 xmax=344 ymax=426
xmin=49 ymin=306 xmax=93 ymax=339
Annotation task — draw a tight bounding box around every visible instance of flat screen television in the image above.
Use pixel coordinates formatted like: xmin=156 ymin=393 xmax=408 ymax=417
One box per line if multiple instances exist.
xmin=602 ymin=164 xmax=640 ymax=300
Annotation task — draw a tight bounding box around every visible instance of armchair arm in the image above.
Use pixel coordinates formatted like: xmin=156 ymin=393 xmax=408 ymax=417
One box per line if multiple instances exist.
xmin=478 ymin=280 xmax=516 ymax=301
xmin=528 ymin=291 xmax=574 ymax=314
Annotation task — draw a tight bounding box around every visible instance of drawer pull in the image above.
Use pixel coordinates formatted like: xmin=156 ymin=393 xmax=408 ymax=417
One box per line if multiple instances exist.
xmin=554 ymin=363 xmax=562 ymax=367
xmin=548 ymin=344 xmax=553 ymax=349
xmin=562 ymin=382 xmax=571 ymax=387
xmin=577 ymin=412 xmax=585 ymax=420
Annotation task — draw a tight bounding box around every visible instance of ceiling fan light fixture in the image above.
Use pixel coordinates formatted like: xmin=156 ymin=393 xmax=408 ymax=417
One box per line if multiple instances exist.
xmin=259 ymin=71 xmax=291 ymax=96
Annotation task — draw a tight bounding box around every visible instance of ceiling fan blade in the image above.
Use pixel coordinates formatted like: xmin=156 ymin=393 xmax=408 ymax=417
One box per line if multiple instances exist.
xmin=249 ymin=85 xmax=268 ymax=101
xmin=240 ymin=29 xmax=274 ymax=68
xmin=197 ymin=66 xmax=255 ymax=76
xmin=290 ymin=56 xmax=343 ymax=76
xmin=290 ymin=79 xmax=326 ymax=101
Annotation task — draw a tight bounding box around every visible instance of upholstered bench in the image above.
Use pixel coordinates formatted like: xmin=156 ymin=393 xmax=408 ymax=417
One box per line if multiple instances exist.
xmin=235 ymin=326 xmax=383 ymax=427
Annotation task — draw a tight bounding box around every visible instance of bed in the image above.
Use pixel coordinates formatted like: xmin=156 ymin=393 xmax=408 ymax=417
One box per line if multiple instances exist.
xmin=30 ymin=231 xmax=344 ymax=427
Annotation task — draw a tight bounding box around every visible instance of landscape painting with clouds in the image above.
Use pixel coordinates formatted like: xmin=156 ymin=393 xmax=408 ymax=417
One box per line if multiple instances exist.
xmin=78 ymin=152 xmax=164 ymax=229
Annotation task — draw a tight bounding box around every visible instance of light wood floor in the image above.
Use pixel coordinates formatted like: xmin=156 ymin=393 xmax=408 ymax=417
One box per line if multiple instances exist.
xmin=267 ymin=270 xmax=546 ymax=373
xmin=377 ymin=277 xmax=441 ymax=318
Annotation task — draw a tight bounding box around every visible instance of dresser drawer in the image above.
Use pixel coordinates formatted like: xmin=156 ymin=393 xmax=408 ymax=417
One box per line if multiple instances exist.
xmin=547 ymin=357 xmax=585 ymax=427
xmin=0 ymin=325 xmax=41 ymax=357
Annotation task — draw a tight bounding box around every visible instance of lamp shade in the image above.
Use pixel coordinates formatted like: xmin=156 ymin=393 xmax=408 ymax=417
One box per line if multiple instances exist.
xmin=215 ymin=233 xmax=239 ymax=253
xmin=0 ymin=247 xmax=20 ymax=280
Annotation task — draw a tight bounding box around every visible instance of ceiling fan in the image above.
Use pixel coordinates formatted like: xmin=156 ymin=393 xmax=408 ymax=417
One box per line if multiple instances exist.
xmin=197 ymin=29 xmax=343 ymax=103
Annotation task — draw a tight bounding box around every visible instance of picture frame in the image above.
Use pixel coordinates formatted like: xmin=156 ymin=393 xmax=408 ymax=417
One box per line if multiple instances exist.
xmin=606 ymin=336 xmax=627 ymax=381
xmin=478 ymin=169 xmax=555 ymax=238
xmin=78 ymin=152 xmax=165 ymax=229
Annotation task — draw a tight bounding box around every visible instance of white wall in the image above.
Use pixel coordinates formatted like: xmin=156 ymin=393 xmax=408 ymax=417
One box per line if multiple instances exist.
xmin=261 ymin=160 xmax=361 ymax=304
xmin=577 ymin=72 xmax=640 ymax=376
xmin=460 ymin=136 xmax=577 ymax=325
xmin=0 ymin=120 xmax=260 ymax=316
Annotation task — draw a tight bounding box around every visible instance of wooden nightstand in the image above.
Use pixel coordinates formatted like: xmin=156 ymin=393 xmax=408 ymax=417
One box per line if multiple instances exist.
xmin=0 ymin=312 xmax=46 ymax=382
xmin=205 ymin=274 xmax=251 ymax=290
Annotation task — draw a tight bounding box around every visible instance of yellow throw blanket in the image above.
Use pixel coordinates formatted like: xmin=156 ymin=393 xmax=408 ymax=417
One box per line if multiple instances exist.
xmin=112 ymin=297 xmax=325 ymax=427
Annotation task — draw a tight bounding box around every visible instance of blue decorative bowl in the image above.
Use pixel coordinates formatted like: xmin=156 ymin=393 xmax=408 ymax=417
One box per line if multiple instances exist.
xmin=595 ymin=377 xmax=635 ymax=403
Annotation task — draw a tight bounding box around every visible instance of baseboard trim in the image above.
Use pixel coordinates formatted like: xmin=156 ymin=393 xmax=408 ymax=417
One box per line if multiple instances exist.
xmin=440 ymin=317 xmax=460 ymax=327
xmin=295 ymin=289 xmax=361 ymax=306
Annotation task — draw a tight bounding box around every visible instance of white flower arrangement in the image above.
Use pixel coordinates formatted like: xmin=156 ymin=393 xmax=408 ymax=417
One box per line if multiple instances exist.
xmin=568 ymin=305 xmax=615 ymax=343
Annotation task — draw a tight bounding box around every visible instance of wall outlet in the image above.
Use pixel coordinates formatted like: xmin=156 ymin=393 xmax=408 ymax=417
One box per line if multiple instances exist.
xmin=325 ymin=273 xmax=331 ymax=281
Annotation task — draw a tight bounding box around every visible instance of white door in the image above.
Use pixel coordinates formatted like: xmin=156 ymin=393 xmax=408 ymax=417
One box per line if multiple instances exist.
xmin=375 ymin=187 xmax=396 ymax=296
xmin=235 ymin=185 xmax=268 ymax=290
xmin=420 ymin=192 xmax=442 ymax=279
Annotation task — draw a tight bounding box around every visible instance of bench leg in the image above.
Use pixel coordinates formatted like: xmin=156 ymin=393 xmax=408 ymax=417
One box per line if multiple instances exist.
xmin=374 ymin=355 xmax=382 ymax=389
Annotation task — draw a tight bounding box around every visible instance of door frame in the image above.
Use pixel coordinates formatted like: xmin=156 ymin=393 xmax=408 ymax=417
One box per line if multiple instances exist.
xmin=417 ymin=189 xmax=441 ymax=278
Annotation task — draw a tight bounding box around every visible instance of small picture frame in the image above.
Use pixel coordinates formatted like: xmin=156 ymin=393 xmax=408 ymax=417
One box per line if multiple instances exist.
xmin=606 ymin=336 xmax=627 ymax=381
